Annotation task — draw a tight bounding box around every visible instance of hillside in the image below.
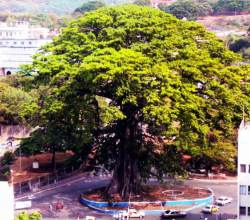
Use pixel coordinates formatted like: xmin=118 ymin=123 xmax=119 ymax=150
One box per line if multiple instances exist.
xmin=197 ymin=14 xmax=250 ymax=36
xmin=0 ymin=0 xmax=129 ymax=14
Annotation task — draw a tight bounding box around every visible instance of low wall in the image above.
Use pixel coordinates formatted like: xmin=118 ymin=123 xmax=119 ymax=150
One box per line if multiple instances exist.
xmin=79 ymin=188 xmax=213 ymax=215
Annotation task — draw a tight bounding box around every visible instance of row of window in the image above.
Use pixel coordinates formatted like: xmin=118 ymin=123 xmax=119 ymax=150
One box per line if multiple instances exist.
xmin=0 ymin=31 xmax=23 ymax=37
xmin=0 ymin=41 xmax=33 ymax=46
xmin=240 ymin=206 xmax=250 ymax=216
xmin=240 ymin=185 xmax=250 ymax=195
xmin=240 ymin=164 xmax=250 ymax=173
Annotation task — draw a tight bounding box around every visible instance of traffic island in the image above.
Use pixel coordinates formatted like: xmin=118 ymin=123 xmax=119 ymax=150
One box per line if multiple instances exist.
xmin=79 ymin=184 xmax=213 ymax=215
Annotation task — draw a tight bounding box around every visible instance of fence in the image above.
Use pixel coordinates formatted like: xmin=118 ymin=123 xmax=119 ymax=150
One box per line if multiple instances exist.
xmin=13 ymin=165 xmax=80 ymax=196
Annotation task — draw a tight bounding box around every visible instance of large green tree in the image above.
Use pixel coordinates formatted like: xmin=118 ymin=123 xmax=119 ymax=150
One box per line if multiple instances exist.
xmin=23 ymin=5 xmax=250 ymax=199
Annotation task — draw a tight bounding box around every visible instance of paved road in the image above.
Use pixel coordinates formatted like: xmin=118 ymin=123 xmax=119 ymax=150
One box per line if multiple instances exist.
xmin=15 ymin=176 xmax=237 ymax=220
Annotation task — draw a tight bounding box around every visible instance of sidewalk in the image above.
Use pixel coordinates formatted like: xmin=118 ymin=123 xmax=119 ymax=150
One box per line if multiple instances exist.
xmin=188 ymin=174 xmax=237 ymax=183
xmin=15 ymin=171 xmax=95 ymax=201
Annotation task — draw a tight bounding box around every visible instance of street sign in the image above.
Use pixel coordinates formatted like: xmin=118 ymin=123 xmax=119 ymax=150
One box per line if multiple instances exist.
xmin=15 ymin=200 xmax=32 ymax=209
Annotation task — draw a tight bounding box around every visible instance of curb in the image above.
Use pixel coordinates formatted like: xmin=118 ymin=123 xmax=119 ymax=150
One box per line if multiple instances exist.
xmin=79 ymin=188 xmax=213 ymax=215
xmin=190 ymin=178 xmax=237 ymax=183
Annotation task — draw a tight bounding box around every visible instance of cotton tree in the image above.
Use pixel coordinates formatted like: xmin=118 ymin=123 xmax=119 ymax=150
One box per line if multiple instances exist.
xmin=23 ymin=5 xmax=250 ymax=199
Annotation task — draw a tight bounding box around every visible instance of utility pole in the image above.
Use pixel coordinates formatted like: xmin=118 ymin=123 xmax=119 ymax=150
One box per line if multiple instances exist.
xmin=19 ymin=146 xmax=22 ymax=171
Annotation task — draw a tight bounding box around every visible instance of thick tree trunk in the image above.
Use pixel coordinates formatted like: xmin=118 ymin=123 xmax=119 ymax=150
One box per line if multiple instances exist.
xmin=107 ymin=108 xmax=142 ymax=200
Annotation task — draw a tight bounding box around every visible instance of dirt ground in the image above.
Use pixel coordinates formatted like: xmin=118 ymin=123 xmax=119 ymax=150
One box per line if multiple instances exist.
xmin=197 ymin=14 xmax=250 ymax=33
xmin=10 ymin=152 xmax=73 ymax=184
xmin=84 ymin=184 xmax=212 ymax=202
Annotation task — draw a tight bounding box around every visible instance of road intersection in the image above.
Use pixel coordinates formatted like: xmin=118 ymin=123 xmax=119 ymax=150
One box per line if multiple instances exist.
xmin=15 ymin=174 xmax=237 ymax=220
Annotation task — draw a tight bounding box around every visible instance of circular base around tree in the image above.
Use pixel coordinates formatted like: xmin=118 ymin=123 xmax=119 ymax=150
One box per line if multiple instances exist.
xmin=80 ymin=184 xmax=213 ymax=214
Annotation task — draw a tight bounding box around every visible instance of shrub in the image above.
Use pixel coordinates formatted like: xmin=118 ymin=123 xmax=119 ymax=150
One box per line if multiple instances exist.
xmin=15 ymin=211 xmax=42 ymax=220
xmin=1 ymin=151 xmax=15 ymax=165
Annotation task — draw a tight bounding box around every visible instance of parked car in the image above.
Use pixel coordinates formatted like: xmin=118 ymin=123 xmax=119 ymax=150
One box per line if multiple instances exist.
xmin=113 ymin=209 xmax=145 ymax=219
xmin=161 ymin=210 xmax=187 ymax=218
xmin=216 ymin=196 xmax=233 ymax=206
xmin=202 ymin=205 xmax=219 ymax=214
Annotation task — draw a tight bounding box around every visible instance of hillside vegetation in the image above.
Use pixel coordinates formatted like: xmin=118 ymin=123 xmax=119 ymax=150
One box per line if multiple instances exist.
xmin=0 ymin=0 xmax=130 ymax=14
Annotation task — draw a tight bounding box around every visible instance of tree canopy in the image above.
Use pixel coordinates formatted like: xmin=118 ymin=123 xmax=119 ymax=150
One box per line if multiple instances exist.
xmin=22 ymin=5 xmax=250 ymax=199
xmin=15 ymin=211 xmax=42 ymax=220
xmin=74 ymin=0 xmax=106 ymax=14
xmin=159 ymin=0 xmax=213 ymax=20
xmin=0 ymin=80 xmax=33 ymax=125
xmin=213 ymin=0 xmax=250 ymax=15
xmin=229 ymin=36 xmax=250 ymax=60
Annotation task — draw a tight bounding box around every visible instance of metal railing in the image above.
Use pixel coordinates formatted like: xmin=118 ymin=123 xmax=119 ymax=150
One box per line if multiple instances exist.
xmin=13 ymin=165 xmax=79 ymax=196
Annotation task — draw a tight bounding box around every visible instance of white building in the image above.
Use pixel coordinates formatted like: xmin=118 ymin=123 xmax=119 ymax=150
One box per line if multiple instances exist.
xmin=238 ymin=120 xmax=250 ymax=219
xmin=0 ymin=181 xmax=14 ymax=220
xmin=0 ymin=21 xmax=51 ymax=76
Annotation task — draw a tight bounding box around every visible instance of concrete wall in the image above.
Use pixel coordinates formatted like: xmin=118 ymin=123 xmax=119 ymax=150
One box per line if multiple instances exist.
xmin=79 ymin=192 xmax=213 ymax=215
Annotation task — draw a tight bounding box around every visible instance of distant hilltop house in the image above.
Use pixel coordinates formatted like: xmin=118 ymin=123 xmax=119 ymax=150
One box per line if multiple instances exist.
xmin=150 ymin=0 xmax=175 ymax=8
xmin=0 ymin=21 xmax=52 ymax=76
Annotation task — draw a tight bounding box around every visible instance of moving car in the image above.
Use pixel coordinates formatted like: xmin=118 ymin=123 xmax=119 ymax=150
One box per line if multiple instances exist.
xmin=113 ymin=209 xmax=145 ymax=219
xmin=161 ymin=210 xmax=187 ymax=218
xmin=216 ymin=196 xmax=233 ymax=206
xmin=202 ymin=205 xmax=219 ymax=214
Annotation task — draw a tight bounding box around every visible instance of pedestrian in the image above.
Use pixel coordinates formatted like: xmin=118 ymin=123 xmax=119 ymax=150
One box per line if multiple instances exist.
xmin=49 ymin=204 xmax=52 ymax=211
xmin=220 ymin=213 xmax=222 ymax=220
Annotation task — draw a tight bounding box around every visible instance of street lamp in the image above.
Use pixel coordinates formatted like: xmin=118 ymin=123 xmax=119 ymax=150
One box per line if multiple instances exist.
xmin=19 ymin=145 xmax=22 ymax=171
xmin=10 ymin=169 xmax=13 ymax=186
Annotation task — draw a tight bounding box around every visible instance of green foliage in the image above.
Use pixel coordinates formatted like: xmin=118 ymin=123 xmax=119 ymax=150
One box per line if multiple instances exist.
xmin=1 ymin=151 xmax=15 ymax=165
xmin=15 ymin=211 xmax=42 ymax=220
xmin=213 ymin=0 xmax=250 ymax=15
xmin=159 ymin=0 xmax=213 ymax=20
xmin=23 ymin=5 xmax=250 ymax=197
xmin=0 ymin=81 xmax=33 ymax=125
xmin=0 ymin=0 xmax=133 ymax=15
xmin=0 ymin=0 xmax=84 ymax=14
xmin=74 ymin=0 xmax=106 ymax=14
xmin=0 ymin=13 xmax=69 ymax=30
xmin=0 ymin=166 xmax=10 ymax=179
xmin=229 ymin=36 xmax=250 ymax=60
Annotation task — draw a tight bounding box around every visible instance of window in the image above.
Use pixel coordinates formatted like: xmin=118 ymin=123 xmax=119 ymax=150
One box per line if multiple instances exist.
xmin=248 ymin=207 xmax=250 ymax=216
xmin=241 ymin=164 xmax=246 ymax=173
xmin=240 ymin=206 xmax=246 ymax=215
xmin=248 ymin=165 xmax=250 ymax=173
xmin=240 ymin=185 xmax=247 ymax=195
xmin=248 ymin=186 xmax=250 ymax=195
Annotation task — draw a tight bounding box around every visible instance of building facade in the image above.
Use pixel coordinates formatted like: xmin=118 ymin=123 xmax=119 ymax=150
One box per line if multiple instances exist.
xmin=0 ymin=181 xmax=14 ymax=220
xmin=238 ymin=120 xmax=250 ymax=219
xmin=0 ymin=21 xmax=51 ymax=76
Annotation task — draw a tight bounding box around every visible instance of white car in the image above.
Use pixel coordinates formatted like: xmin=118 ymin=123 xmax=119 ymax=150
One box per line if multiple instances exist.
xmin=202 ymin=205 xmax=219 ymax=214
xmin=216 ymin=196 xmax=233 ymax=206
xmin=161 ymin=209 xmax=187 ymax=218
xmin=113 ymin=209 xmax=145 ymax=219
